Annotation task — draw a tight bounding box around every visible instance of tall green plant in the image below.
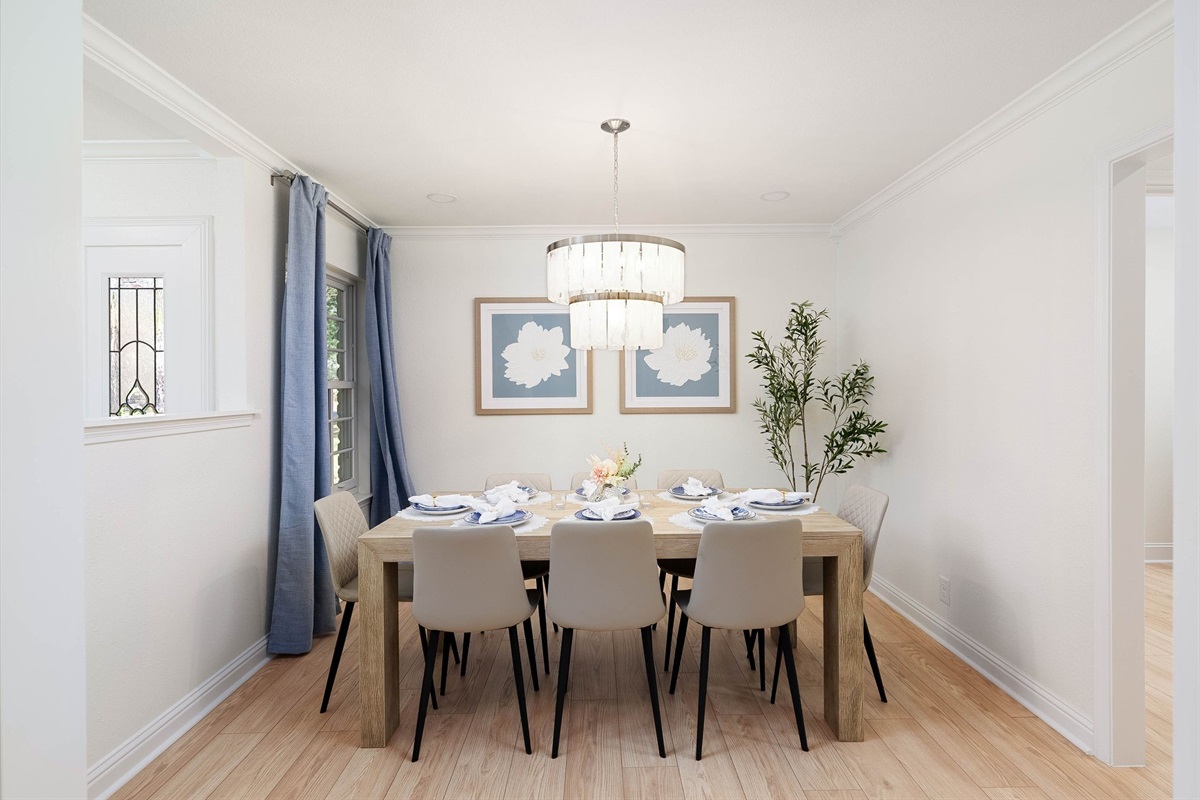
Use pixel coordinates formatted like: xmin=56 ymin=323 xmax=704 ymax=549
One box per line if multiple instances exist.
xmin=747 ymin=302 xmax=888 ymax=498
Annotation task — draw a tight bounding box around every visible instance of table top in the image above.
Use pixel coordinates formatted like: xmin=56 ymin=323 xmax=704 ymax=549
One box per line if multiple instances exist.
xmin=360 ymin=490 xmax=862 ymax=561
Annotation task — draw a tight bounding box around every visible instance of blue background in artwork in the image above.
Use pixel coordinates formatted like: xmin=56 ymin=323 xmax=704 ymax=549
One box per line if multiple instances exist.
xmin=491 ymin=312 xmax=579 ymax=398
xmin=634 ymin=312 xmax=721 ymax=397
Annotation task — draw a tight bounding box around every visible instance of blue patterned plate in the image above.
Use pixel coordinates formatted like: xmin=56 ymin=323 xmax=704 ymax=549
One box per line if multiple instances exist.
xmin=687 ymin=506 xmax=756 ymax=522
xmin=670 ymin=485 xmax=721 ymax=499
xmin=464 ymin=509 xmax=533 ymax=526
xmin=747 ymin=499 xmax=807 ymax=511
xmin=574 ymin=486 xmax=632 ymax=497
xmin=574 ymin=508 xmax=642 ymax=522
xmin=518 ymin=485 xmax=538 ymax=497
xmin=412 ymin=502 xmax=470 ymax=516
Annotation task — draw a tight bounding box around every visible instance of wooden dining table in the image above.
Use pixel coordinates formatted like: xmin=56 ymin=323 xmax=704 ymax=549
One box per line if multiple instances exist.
xmin=356 ymin=492 xmax=864 ymax=748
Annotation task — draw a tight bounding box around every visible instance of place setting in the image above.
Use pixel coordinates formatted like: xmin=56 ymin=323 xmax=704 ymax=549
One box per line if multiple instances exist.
xmin=658 ymin=476 xmax=724 ymax=504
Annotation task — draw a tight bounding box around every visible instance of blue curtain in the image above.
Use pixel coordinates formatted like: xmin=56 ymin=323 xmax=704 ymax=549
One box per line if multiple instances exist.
xmin=365 ymin=228 xmax=415 ymax=524
xmin=267 ymin=175 xmax=337 ymax=655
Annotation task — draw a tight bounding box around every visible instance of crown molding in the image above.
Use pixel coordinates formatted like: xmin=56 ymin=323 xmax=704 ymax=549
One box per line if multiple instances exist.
xmin=383 ymin=223 xmax=836 ymax=241
xmin=81 ymin=14 xmax=377 ymax=231
xmin=831 ymin=1 xmax=1174 ymax=236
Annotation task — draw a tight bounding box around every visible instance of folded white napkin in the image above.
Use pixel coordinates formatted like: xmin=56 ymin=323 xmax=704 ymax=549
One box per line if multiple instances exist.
xmin=582 ymin=496 xmax=639 ymax=521
xmin=470 ymin=498 xmax=517 ymax=523
xmin=738 ymin=488 xmax=812 ymax=504
xmin=681 ymin=477 xmax=712 ymax=496
xmin=699 ymin=496 xmax=738 ymax=520
xmin=408 ymin=493 xmax=475 ymax=508
xmin=484 ymin=480 xmax=530 ymax=504
xmin=580 ymin=478 xmax=598 ymax=496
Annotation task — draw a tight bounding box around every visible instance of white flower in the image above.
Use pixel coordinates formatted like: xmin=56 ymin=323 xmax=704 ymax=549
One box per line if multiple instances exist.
xmin=643 ymin=323 xmax=713 ymax=386
xmin=502 ymin=321 xmax=571 ymax=388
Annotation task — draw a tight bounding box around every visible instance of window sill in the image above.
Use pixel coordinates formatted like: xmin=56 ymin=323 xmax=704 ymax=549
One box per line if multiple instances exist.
xmin=84 ymin=410 xmax=261 ymax=445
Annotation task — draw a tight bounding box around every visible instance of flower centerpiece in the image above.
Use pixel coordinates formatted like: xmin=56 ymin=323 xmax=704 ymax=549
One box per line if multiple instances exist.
xmin=585 ymin=443 xmax=643 ymax=501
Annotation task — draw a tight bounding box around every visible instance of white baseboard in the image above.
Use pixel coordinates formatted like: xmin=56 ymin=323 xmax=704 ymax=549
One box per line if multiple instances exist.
xmin=86 ymin=635 xmax=271 ymax=800
xmin=869 ymin=576 xmax=1094 ymax=753
xmin=1145 ymin=542 xmax=1174 ymax=563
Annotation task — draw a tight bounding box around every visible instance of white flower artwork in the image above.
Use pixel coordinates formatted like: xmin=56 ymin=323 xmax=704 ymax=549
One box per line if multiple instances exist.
xmin=501 ymin=320 xmax=571 ymax=388
xmin=644 ymin=323 xmax=713 ymax=386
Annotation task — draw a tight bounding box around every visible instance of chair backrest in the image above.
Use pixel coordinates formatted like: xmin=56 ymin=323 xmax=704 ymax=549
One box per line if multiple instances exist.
xmin=548 ymin=520 xmax=665 ymax=631
xmin=570 ymin=471 xmax=639 ymax=491
xmin=838 ymin=485 xmax=889 ymax=589
xmin=685 ymin=519 xmax=806 ymax=630
xmin=412 ymin=525 xmax=531 ymax=632
xmin=485 ymin=473 xmax=553 ymax=492
xmin=657 ymin=469 xmax=725 ymax=491
xmin=313 ymin=491 xmax=367 ymax=597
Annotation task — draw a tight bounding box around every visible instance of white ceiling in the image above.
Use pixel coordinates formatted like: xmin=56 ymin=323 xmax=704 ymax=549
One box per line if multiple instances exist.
xmin=82 ymin=0 xmax=1157 ymax=227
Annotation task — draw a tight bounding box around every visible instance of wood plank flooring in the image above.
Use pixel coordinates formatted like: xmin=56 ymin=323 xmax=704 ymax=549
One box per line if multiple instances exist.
xmin=115 ymin=566 xmax=1173 ymax=799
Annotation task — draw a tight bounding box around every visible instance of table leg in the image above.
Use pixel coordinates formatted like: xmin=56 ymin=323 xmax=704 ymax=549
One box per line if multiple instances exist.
xmin=359 ymin=546 xmax=399 ymax=747
xmin=822 ymin=544 xmax=864 ymax=741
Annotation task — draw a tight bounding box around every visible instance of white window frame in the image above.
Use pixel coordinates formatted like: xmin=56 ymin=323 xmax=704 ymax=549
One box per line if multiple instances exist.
xmin=326 ymin=273 xmax=360 ymax=494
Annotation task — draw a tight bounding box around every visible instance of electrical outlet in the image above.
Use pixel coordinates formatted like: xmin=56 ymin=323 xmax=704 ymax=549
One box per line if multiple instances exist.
xmin=939 ymin=576 xmax=951 ymax=605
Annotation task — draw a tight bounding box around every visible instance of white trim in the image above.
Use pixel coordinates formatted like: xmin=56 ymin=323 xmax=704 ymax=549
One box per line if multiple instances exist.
xmin=869 ymin=577 xmax=1094 ymax=752
xmin=81 ymin=14 xmax=377 ymax=231
xmin=84 ymin=410 xmax=259 ymax=445
xmin=83 ymin=139 xmax=211 ymax=161
xmin=1145 ymin=542 xmax=1174 ymax=562
xmin=831 ymin=2 xmax=1174 ymax=235
xmin=86 ymin=635 xmax=270 ymax=800
xmin=1093 ymin=122 xmax=1173 ymax=766
xmin=384 ymin=223 xmax=836 ymax=240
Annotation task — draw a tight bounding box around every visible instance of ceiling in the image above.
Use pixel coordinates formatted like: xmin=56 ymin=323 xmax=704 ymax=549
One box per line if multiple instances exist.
xmin=83 ymin=0 xmax=1157 ymax=227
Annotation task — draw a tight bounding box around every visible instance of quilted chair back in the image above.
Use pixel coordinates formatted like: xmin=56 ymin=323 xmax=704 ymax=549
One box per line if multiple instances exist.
xmin=837 ymin=485 xmax=890 ymax=589
xmin=656 ymin=469 xmax=725 ymax=491
xmin=313 ymin=491 xmax=367 ymax=597
xmin=484 ymin=473 xmax=553 ymax=492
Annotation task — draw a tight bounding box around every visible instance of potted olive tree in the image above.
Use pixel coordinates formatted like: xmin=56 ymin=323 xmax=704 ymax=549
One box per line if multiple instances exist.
xmin=747 ymin=301 xmax=888 ymax=499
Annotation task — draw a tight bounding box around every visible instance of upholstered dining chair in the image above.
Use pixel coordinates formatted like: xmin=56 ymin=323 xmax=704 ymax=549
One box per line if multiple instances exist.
xmin=410 ymin=524 xmax=541 ymax=761
xmin=478 ymin=473 xmax=554 ymax=674
xmin=668 ymin=519 xmax=808 ymax=759
xmin=769 ymin=484 xmax=891 ymax=703
xmin=547 ymin=519 xmax=667 ymax=759
xmin=569 ymin=471 xmax=639 ymax=491
xmin=656 ymin=469 xmax=726 ymax=671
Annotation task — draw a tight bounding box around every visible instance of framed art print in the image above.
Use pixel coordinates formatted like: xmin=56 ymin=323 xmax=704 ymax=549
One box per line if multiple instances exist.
xmin=475 ymin=298 xmax=592 ymax=415
xmin=620 ymin=296 xmax=735 ymax=413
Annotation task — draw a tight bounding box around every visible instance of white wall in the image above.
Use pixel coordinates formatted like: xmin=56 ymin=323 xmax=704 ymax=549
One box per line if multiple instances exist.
xmin=0 ymin=0 xmax=88 ymax=796
xmin=833 ymin=35 xmax=1172 ymax=728
xmin=390 ymin=230 xmax=839 ymax=494
xmin=1144 ymin=196 xmax=1174 ymax=557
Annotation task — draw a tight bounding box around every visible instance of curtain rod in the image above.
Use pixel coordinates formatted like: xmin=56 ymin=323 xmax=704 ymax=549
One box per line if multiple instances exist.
xmin=270 ymin=171 xmax=370 ymax=235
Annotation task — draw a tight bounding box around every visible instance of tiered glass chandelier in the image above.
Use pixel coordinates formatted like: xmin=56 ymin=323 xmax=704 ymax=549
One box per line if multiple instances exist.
xmin=546 ymin=119 xmax=685 ymax=350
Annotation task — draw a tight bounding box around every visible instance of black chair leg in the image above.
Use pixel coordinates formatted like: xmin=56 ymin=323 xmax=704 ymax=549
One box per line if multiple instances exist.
xmin=758 ymin=628 xmax=766 ymax=692
xmin=669 ymin=611 xmax=690 ymax=694
xmin=440 ymin=629 xmax=451 ymax=696
xmin=552 ymin=627 xmax=575 ymax=758
xmin=696 ymin=626 xmax=711 ymax=760
xmin=320 ymin=601 xmax=354 ymax=713
xmin=743 ymin=629 xmax=757 ymax=670
xmin=640 ymin=626 xmax=667 ymax=758
xmin=536 ymin=577 xmax=550 ymax=675
xmin=418 ymin=626 xmax=438 ymax=710
xmin=864 ymin=616 xmax=887 ymax=703
xmin=412 ymin=628 xmax=440 ymax=762
xmin=448 ymin=632 xmax=460 ymax=665
xmin=770 ymin=636 xmax=783 ymax=704
xmin=522 ymin=617 xmax=541 ymax=692
xmin=508 ymin=625 xmax=533 ymax=755
xmin=664 ymin=574 xmax=679 ymax=671
xmin=460 ymin=632 xmax=472 ymax=678
xmin=544 ymin=573 xmax=558 ymax=633
xmin=778 ymin=624 xmax=808 ymax=751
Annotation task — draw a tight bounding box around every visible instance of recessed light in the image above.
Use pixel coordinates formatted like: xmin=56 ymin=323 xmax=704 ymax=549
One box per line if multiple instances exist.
xmin=426 ymin=193 xmax=458 ymax=203
xmin=760 ymin=191 xmax=790 ymax=202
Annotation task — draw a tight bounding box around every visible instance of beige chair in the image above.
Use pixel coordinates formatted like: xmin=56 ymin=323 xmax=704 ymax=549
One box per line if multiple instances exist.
xmin=480 ymin=473 xmax=554 ymax=675
xmin=569 ymin=471 xmax=639 ymax=492
xmin=547 ymin=520 xmax=666 ymax=758
xmin=656 ymin=469 xmax=726 ymax=671
xmin=771 ymin=485 xmax=891 ymax=703
xmin=411 ymin=525 xmax=541 ymax=761
xmin=668 ymin=519 xmax=808 ymax=759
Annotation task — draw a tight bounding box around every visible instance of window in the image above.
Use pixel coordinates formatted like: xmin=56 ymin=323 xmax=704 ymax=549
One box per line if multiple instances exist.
xmin=109 ymin=277 xmax=165 ymax=416
xmin=327 ymin=277 xmax=356 ymax=491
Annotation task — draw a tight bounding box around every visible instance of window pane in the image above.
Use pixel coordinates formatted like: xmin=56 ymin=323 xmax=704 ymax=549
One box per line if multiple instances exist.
xmin=331 ymin=419 xmax=352 ymax=452
xmin=109 ymin=276 xmax=164 ymax=416
xmin=326 ymin=285 xmax=343 ymax=320
xmin=330 ymin=388 xmax=352 ymax=419
xmin=327 ymin=343 xmax=344 ymax=381
xmin=332 ymin=450 xmax=354 ymax=485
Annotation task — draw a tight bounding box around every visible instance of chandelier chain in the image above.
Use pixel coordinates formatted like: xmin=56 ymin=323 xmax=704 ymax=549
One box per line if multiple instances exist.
xmin=613 ymin=130 xmax=620 ymax=232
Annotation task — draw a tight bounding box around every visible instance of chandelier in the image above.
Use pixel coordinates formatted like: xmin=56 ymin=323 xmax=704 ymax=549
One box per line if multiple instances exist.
xmin=547 ymin=119 xmax=685 ymax=350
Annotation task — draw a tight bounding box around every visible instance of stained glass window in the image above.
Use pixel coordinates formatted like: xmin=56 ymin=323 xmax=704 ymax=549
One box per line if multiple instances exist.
xmin=109 ymin=277 xmax=164 ymax=416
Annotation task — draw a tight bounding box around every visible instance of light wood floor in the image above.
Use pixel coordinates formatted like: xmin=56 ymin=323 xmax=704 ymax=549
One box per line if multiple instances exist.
xmin=115 ymin=566 xmax=1173 ymax=799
